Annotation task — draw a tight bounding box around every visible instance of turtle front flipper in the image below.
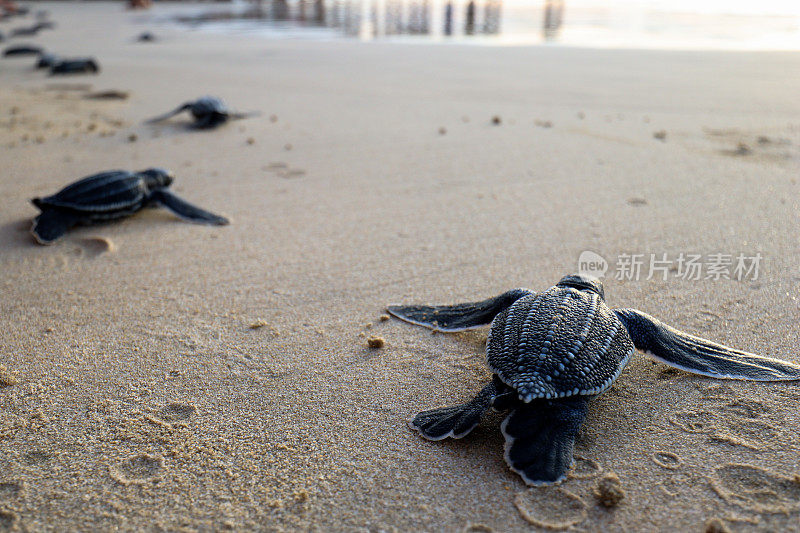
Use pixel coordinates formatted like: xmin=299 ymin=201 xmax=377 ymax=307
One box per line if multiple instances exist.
xmin=31 ymin=209 xmax=81 ymax=245
xmin=615 ymin=308 xmax=800 ymax=381
xmin=144 ymin=103 xmax=191 ymax=124
xmin=148 ymin=190 xmax=229 ymax=226
xmin=501 ymin=396 xmax=590 ymax=485
xmin=410 ymin=377 xmax=512 ymax=440
xmin=387 ymin=288 xmax=534 ymax=332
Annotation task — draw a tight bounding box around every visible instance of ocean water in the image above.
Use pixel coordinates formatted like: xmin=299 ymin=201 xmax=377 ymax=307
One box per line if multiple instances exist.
xmin=151 ymin=0 xmax=800 ymax=50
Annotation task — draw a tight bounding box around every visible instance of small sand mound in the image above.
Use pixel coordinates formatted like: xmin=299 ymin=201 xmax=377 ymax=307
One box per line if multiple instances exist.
xmin=366 ymin=336 xmax=385 ymax=349
xmin=79 ymin=237 xmax=115 ymax=256
xmin=594 ymin=472 xmax=625 ymax=507
xmin=110 ymin=454 xmax=165 ymax=485
xmin=514 ymin=487 xmax=587 ymax=530
xmin=0 ymin=366 xmax=18 ymax=388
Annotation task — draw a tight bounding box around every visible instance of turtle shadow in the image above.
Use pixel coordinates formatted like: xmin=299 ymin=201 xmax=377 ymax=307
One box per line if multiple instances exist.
xmin=0 ymin=211 xmax=210 ymax=253
xmin=145 ymin=122 xmax=233 ymax=139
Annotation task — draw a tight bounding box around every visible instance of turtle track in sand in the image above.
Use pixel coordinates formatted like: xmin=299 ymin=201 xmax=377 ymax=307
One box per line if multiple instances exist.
xmin=710 ymin=463 xmax=800 ymax=515
xmin=668 ymin=397 xmax=783 ymax=451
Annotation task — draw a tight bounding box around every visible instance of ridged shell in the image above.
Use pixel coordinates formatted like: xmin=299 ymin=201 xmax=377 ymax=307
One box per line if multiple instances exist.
xmin=190 ymin=97 xmax=228 ymax=119
xmin=38 ymin=171 xmax=147 ymax=214
xmin=486 ymin=286 xmax=633 ymax=401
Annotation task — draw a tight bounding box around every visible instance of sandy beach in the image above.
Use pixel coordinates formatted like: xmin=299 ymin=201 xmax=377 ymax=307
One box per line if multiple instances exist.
xmin=2 ymin=2 xmax=800 ymax=531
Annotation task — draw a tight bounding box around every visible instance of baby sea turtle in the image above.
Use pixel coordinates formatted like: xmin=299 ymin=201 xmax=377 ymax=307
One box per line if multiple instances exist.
xmin=136 ymin=31 xmax=156 ymax=42
xmin=10 ymin=25 xmax=41 ymax=37
xmin=50 ymin=58 xmax=100 ymax=75
xmin=145 ymin=96 xmax=259 ymax=129
xmin=33 ymin=21 xmax=56 ymax=31
xmin=388 ymin=274 xmax=800 ymax=485
xmin=3 ymin=45 xmax=43 ymax=56
xmin=36 ymin=52 xmax=59 ymax=69
xmin=31 ymin=168 xmax=229 ymax=244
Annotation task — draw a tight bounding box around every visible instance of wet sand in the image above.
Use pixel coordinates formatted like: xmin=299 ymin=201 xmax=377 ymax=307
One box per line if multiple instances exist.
xmin=2 ymin=3 xmax=800 ymax=531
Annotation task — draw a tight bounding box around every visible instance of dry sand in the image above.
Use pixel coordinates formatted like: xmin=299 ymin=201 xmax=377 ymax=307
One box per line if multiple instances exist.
xmin=2 ymin=2 xmax=800 ymax=531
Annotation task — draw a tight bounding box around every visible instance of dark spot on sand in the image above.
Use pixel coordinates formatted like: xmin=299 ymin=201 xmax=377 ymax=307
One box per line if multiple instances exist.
xmin=653 ymin=130 xmax=667 ymax=141
xmin=627 ymin=197 xmax=647 ymax=206
xmin=491 ymin=116 xmax=501 ymax=126
xmin=85 ymin=90 xmax=129 ymax=100
xmin=0 ymin=509 xmax=18 ymax=530
xmin=281 ymin=169 xmax=306 ymax=178
xmin=0 ymin=482 xmax=23 ymax=499
xmin=22 ymin=451 xmax=52 ymax=465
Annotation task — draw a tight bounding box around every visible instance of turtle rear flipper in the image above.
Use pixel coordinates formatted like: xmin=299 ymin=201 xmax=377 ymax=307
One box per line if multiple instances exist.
xmin=615 ymin=308 xmax=800 ymax=381
xmin=149 ymin=189 xmax=229 ymax=226
xmin=387 ymin=288 xmax=534 ymax=332
xmin=144 ymin=103 xmax=191 ymax=124
xmin=410 ymin=377 xmax=513 ymax=440
xmin=501 ymin=396 xmax=590 ymax=485
xmin=31 ymin=209 xmax=80 ymax=244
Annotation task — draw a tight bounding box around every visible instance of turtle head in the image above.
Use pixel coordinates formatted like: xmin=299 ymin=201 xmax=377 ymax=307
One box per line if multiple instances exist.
xmin=139 ymin=168 xmax=174 ymax=189
xmin=556 ymin=273 xmax=605 ymax=299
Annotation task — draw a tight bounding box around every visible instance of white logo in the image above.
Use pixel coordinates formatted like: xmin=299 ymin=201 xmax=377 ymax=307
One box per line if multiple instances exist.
xmin=578 ymin=251 xmax=608 ymax=279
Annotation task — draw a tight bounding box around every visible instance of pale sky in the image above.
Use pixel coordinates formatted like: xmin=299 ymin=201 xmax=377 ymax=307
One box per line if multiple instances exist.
xmin=565 ymin=0 xmax=800 ymax=16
